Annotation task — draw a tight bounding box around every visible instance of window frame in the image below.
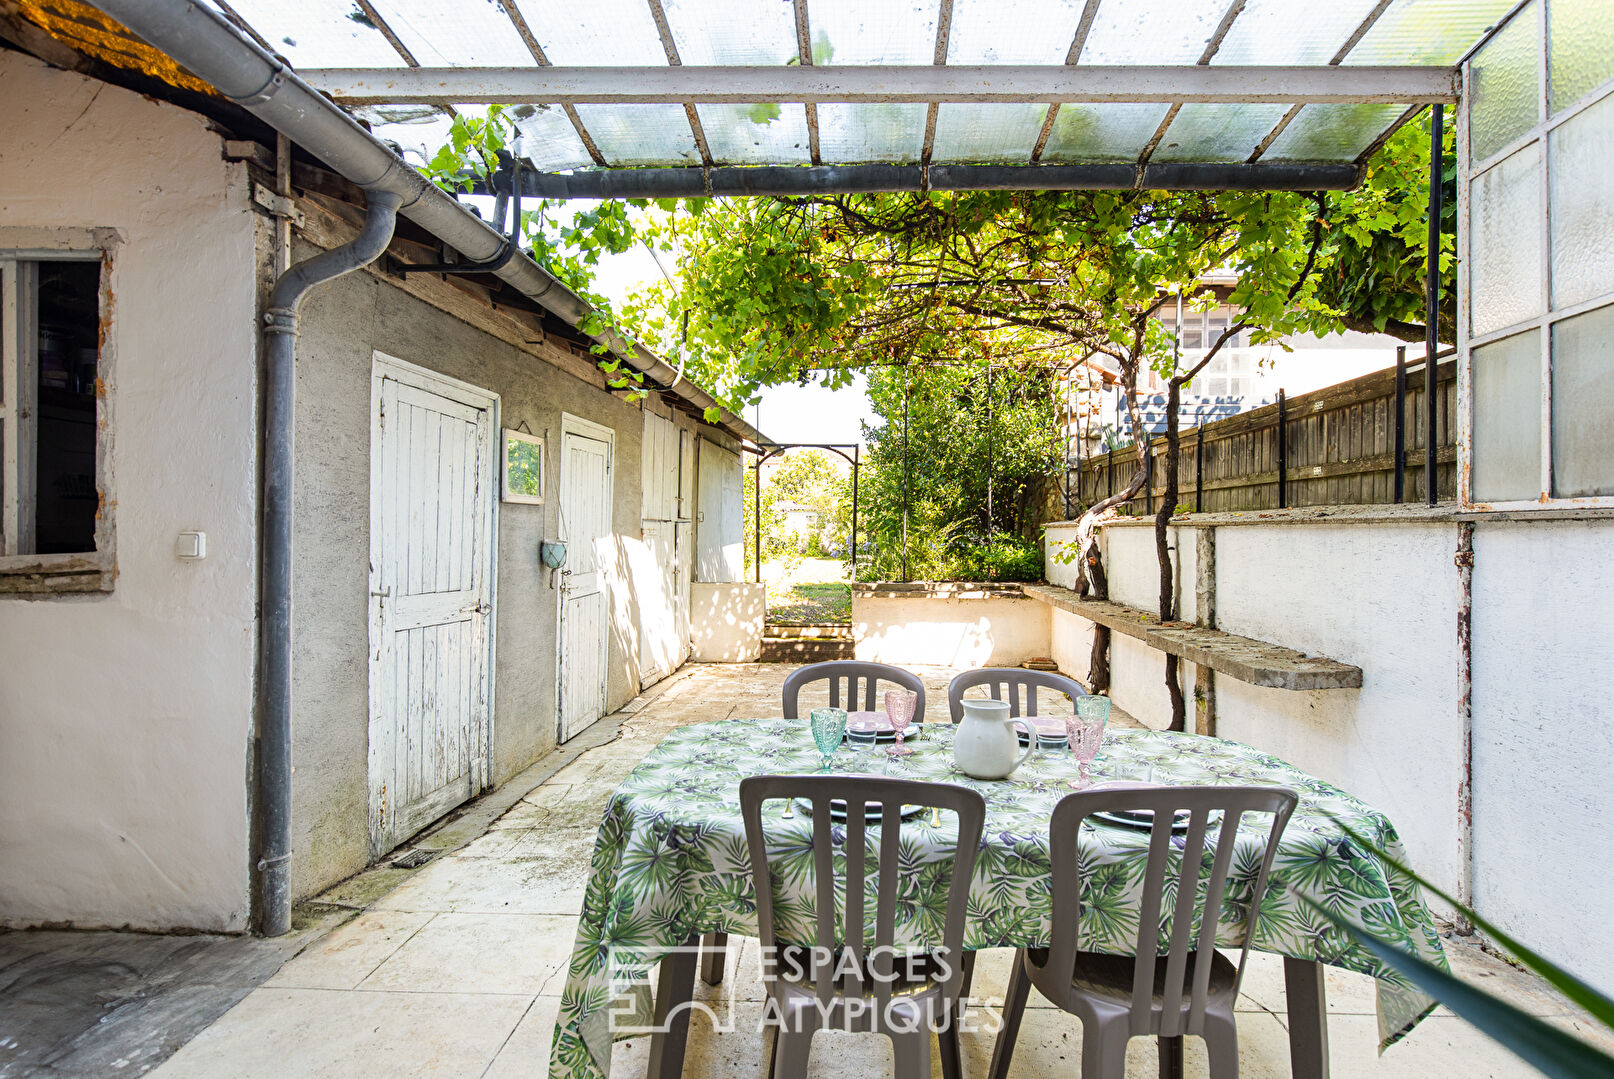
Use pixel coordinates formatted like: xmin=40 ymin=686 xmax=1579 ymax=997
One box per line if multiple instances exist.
xmin=0 ymin=227 xmax=118 ymax=593
xmin=1459 ymin=1 xmax=1614 ymax=510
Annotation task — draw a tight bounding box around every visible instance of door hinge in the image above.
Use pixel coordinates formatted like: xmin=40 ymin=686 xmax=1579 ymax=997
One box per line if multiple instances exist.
xmin=252 ymin=181 xmax=305 ymax=227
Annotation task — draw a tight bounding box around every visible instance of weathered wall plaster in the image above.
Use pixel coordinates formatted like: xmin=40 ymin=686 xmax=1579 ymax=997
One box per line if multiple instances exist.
xmin=689 ymin=582 xmax=764 ymax=661
xmin=854 ymin=592 xmax=1051 ymax=668
xmin=0 ymin=56 xmax=258 ymax=931
xmin=289 ymin=250 xmax=672 ymax=898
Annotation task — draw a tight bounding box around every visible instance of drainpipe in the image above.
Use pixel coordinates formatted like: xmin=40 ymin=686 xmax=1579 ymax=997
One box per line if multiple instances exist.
xmin=258 ymin=189 xmax=403 ymax=936
xmin=90 ymin=0 xmax=766 ymax=449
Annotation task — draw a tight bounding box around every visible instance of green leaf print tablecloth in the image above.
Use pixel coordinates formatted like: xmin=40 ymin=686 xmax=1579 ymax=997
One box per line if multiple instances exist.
xmin=549 ymin=719 xmax=1447 ymax=1079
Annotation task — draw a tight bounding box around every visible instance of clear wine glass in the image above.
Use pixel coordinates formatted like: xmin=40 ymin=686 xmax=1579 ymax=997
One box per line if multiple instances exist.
xmin=884 ymin=689 xmax=917 ymax=757
xmin=1065 ymin=695 xmax=1111 ymax=789
xmin=809 ymin=707 xmax=848 ymax=773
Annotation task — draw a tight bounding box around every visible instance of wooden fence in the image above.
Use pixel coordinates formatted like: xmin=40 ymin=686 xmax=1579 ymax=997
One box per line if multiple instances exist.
xmin=1074 ymin=354 xmax=1457 ymax=514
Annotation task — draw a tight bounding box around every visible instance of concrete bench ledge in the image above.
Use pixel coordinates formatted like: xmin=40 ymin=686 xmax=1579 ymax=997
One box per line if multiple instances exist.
xmin=852 ymin=581 xmax=1027 ymax=600
xmin=1020 ymin=583 xmax=1363 ymax=691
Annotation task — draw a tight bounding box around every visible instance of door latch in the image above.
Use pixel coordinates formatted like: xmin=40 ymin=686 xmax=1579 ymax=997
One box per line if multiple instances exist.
xmin=460 ymin=601 xmax=493 ymax=616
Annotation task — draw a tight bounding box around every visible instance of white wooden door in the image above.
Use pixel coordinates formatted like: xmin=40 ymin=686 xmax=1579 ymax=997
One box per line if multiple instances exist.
xmin=368 ymin=359 xmax=496 ymax=857
xmin=558 ymin=420 xmax=613 ymax=741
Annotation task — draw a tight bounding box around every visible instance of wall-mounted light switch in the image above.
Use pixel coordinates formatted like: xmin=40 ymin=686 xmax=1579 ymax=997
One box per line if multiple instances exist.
xmin=176 ymin=531 xmax=207 ymax=560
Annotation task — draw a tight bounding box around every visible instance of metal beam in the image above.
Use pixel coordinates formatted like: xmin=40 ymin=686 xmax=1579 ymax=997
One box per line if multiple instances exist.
xmin=503 ymin=161 xmax=1362 ymax=199
xmin=305 ymin=63 xmax=1458 ymax=106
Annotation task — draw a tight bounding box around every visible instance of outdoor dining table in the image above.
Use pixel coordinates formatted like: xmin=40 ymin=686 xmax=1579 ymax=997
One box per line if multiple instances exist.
xmin=547 ymin=718 xmax=1448 ymax=1079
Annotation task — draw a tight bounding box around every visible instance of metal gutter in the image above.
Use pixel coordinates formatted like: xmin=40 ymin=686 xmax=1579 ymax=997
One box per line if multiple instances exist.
xmin=89 ymin=0 xmax=767 ymax=448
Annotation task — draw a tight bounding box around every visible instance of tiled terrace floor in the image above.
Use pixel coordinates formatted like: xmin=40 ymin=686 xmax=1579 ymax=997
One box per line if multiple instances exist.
xmin=148 ymin=663 xmax=1606 ymax=1078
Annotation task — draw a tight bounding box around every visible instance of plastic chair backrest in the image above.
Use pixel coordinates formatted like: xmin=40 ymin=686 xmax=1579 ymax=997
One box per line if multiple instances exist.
xmin=782 ymin=660 xmax=926 ymax=721
xmin=947 ymin=667 xmax=1087 ymax=723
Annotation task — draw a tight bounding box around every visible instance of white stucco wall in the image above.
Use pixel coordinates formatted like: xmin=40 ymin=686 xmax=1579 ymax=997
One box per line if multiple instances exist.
xmin=0 ymin=57 xmax=258 ymax=931
xmin=690 ymin=582 xmax=764 ymax=661
xmin=1045 ymin=511 xmax=1614 ymax=993
xmin=854 ymin=591 xmax=1051 ymax=668
xmin=1470 ymin=520 xmax=1614 ymax=993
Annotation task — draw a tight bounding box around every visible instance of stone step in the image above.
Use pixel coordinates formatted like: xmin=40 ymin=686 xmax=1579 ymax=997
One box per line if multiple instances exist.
xmin=763 ymin=622 xmax=853 ymax=640
xmin=758 ymin=637 xmax=856 ymax=662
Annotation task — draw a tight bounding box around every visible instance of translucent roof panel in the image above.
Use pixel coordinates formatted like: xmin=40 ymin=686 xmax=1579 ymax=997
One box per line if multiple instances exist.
xmin=508 ymin=0 xmax=668 ymax=67
xmin=1261 ymin=103 xmax=1410 ymax=161
xmin=932 ymin=103 xmax=1048 ymax=163
xmin=1343 ymin=0 xmax=1520 ymax=65
xmin=662 ymin=0 xmax=797 ymax=65
xmin=1080 ymin=0 xmax=1228 ymax=64
xmin=947 ymin=0 xmax=1084 ymax=64
xmin=511 ymin=104 xmax=597 ymax=171
xmin=816 ymin=103 xmax=928 ymax=163
xmin=367 ymin=0 xmax=535 ymax=66
xmin=219 ymin=0 xmax=404 ymax=68
xmin=1212 ymin=0 xmax=1383 ymax=65
xmin=809 ymin=0 xmax=942 ymax=65
xmin=696 ymin=104 xmax=813 ymax=164
xmin=1042 ymin=103 xmax=1172 ymax=162
xmin=573 ymin=104 xmax=700 ymax=166
xmin=1152 ymin=103 xmax=1290 ymax=162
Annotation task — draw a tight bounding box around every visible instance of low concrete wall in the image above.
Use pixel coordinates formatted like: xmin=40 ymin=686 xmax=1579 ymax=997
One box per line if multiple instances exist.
xmin=690 ymin=582 xmax=764 ymax=662
xmin=1044 ymin=508 xmax=1614 ymax=996
xmin=853 ymin=584 xmax=1050 ymax=668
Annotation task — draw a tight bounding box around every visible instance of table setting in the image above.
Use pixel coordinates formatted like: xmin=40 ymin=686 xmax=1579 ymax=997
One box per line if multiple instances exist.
xmin=547 ymin=693 xmax=1449 ymax=1079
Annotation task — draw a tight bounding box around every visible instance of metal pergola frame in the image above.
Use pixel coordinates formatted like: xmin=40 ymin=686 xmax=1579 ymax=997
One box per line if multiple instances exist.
xmin=750 ymin=442 xmax=861 ymax=588
xmin=266 ymin=0 xmax=1476 ymax=197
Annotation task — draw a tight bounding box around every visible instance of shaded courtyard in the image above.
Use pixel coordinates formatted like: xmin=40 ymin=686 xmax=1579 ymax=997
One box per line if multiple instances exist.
xmin=6 ymin=663 xmax=1603 ymax=1079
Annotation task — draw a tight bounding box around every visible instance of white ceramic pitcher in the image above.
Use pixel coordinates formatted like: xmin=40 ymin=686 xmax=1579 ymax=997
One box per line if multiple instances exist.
xmin=952 ymin=698 xmax=1036 ymax=780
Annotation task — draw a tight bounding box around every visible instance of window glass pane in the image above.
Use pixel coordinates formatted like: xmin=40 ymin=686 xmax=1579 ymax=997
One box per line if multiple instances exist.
xmin=696 ymin=104 xmax=812 ymax=165
xmin=1551 ymin=302 xmax=1614 ymax=496
xmin=931 ymin=104 xmax=1046 ymax=163
xmin=1080 ymin=0 xmax=1226 ymax=64
xmin=1213 ymin=0 xmax=1381 ymax=65
xmin=662 ymin=0 xmax=795 ymax=65
xmin=1262 ymin=103 xmax=1409 ymax=162
xmin=368 ymin=0 xmax=535 ymax=65
xmin=1344 ymin=0 xmax=1519 ymax=65
xmin=508 ymin=0 xmax=667 ymax=66
xmin=1549 ymin=91 xmax=1614 ymax=309
xmin=35 ymin=261 xmax=100 ymax=554
xmin=947 ymin=0 xmax=1083 ymax=64
xmin=810 ymin=0 xmax=941 ymax=64
xmin=573 ymin=105 xmax=699 ymax=166
xmin=817 ymin=103 xmax=927 ymax=163
xmin=1469 ymin=4 xmax=1540 ymax=162
xmin=1041 ymin=103 xmax=1170 ymax=163
xmin=511 ymin=105 xmax=596 ymax=171
xmin=1472 ymin=328 xmax=1542 ymax=502
xmin=1470 ymin=143 xmax=1544 ymax=336
xmin=218 ymin=0 xmax=405 ymax=68
xmin=1152 ymin=103 xmax=1290 ymax=162
xmin=1549 ymin=0 xmax=1614 ymax=113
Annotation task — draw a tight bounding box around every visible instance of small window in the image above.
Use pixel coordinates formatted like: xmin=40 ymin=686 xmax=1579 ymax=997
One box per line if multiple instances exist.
xmin=2 ymin=257 xmax=102 ymax=557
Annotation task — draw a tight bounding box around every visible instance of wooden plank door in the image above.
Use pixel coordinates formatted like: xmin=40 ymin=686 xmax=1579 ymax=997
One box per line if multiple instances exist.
xmin=558 ymin=421 xmax=613 ymax=741
xmin=368 ymin=360 xmax=496 ymax=857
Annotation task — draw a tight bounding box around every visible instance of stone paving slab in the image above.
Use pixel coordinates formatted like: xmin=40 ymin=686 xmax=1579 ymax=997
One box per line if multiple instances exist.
xmin=45 ymin=662 xmax=1590 ymax=1079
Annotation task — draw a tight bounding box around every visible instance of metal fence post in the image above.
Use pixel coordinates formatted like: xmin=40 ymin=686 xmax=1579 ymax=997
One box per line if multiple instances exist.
xmin=1277 ymin=388 xmax=1288 ymax=509
xmin=1195 ymin=423 xmax=1204 ymax=512
xmin=849 ymin=444 xmax=859 ymax=582
xmin=1394 ymin=345 xmax=1407 ymax=503
xmin=1425 ymin=103 xmax=1444 ymax=506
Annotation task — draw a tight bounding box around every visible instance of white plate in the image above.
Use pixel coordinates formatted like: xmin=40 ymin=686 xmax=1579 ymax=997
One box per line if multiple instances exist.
xmin=1090 ymin=808 xmax=1223 ymax=832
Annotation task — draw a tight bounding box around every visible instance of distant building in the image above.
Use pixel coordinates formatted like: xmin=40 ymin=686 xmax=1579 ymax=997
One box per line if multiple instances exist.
xmin=1060 ymin=299 xmax=1413 ymax=453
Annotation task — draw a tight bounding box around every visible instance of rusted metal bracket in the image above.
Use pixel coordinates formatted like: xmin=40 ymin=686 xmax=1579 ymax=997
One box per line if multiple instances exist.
xmin=251 ymin=181 xmax=305 ymax=228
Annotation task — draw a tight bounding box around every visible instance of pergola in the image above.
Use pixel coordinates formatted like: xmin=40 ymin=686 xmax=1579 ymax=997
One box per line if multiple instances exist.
xmin=202 ymin=0 xmax=1510 ymax=196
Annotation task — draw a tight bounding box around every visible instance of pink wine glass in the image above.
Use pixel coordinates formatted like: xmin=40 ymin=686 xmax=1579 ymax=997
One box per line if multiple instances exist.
xmin=1065 ymin=695 xmax=1111 ymax=789
xmin=885 ymin=689 xmax=918 ymax=757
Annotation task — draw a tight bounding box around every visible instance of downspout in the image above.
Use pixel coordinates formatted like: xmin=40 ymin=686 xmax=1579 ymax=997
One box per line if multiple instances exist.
xmin=258 ymin=189 xmax=403 ymax=936
xmin=90 ymin=0 xmax=766 ymax=448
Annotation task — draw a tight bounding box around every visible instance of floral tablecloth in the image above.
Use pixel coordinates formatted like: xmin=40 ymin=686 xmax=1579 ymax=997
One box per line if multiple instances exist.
xmin=549 ymin=719 xmax=1447 ymax=1079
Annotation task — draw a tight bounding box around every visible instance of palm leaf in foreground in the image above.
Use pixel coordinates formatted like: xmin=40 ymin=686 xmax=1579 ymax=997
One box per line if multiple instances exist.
xmin=1301 ymin=896 xmax=1614 ymax=1079
xmin=1327 ymin=815 xmax=1614 ymax=1032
